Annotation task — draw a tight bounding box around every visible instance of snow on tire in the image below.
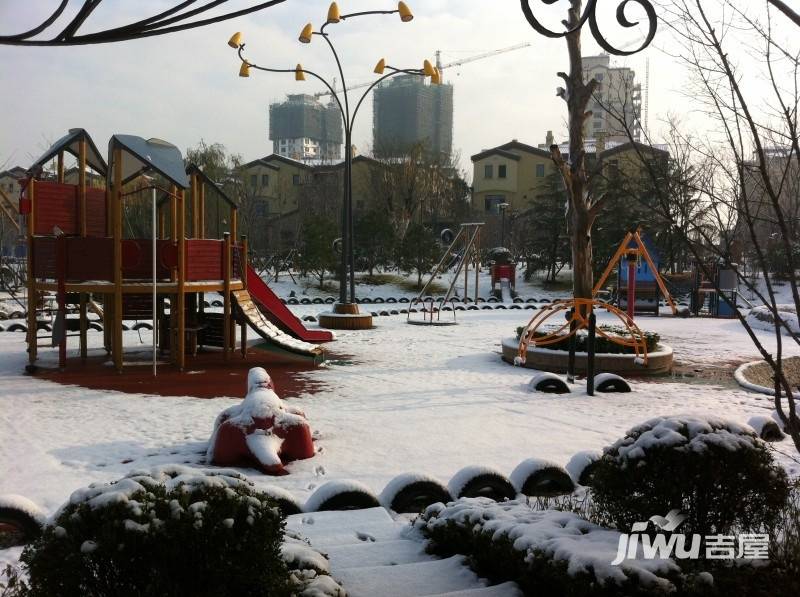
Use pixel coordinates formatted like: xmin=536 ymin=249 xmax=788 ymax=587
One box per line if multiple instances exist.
xmin=304 ymin=480 xmax=380 ymax=512
xmin=379 ymin=473 xmax=452 ymax=514
xmin=0 ymin=495 xmax=46 ymax=548
xmin=510 ymin=459 xmax=575 ymax=497
xmin=565 ymin=451 xmax=602 ymax=486
xmin=261 ymin=485 xmax=304 ymax=516
xmin=448 ymin=466 xmax=516 ymax=502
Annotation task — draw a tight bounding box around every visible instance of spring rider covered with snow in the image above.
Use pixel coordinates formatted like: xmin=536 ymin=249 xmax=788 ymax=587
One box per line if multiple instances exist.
xmin=207 ymin=367 xmax=315 ymax=475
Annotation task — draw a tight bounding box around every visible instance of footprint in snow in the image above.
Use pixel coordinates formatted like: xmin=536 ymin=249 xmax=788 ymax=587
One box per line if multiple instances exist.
xmin=355 ymin=531 xmax=376 ymax=542
xmin=314 ymin=466 xmax=326 ymax=476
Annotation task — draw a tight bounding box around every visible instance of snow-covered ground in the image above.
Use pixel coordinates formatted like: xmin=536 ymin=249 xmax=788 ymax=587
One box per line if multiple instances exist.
xmin=1 ymin=271 xmax=799 ymax=572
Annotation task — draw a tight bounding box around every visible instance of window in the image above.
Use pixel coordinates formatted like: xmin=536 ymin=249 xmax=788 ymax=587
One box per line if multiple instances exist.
xmin=484 ymin=195 xmax=505 ymax=214
xmin=261 ymin=174 xmax=269 ymax=187
xmin=249 ymin=174 xmax=257 ymax=188
xmin=595 ymin=73 xmax=604 ymax=82
xmin=254 ymin=200 xmax=268 ymax=217
xmin=484 ymin=164 xmax=493 ymax=179
xmin=593 ymin=121 xmax=602 ymax=129
xmin=536 ymin=164 xmax=545 ymax=178
xmin=292 ymin=174 xmax=301 ymax=185
xmin=498 ymin=164 xmax=507 ymax=179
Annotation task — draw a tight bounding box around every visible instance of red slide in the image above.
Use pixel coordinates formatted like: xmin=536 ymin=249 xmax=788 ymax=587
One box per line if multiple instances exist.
xmin=246 ymin=265 xmax=334 ymax=343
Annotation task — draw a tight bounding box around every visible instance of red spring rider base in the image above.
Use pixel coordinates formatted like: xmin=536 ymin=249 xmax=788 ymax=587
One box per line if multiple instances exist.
xmin=206 ymin=367 xmax=315 ymax=475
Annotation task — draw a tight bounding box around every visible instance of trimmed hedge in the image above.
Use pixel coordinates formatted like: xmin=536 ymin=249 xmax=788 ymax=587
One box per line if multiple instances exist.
xmin=10 ymin=466 xmax=292 ymax=597
xmin=590 ymin=415 xmax=790 ymax=538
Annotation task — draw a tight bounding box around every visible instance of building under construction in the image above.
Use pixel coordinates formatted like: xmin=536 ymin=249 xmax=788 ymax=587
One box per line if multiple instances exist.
xmin=268 ymin=94 xmax=343 ymax=162
xmin=372 ymin=75 xmax=453 ymax=159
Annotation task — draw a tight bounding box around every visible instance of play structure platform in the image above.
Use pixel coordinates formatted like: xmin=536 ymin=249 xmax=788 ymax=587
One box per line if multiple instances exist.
xmin=20 ymin=129 xmax=332 ymax=373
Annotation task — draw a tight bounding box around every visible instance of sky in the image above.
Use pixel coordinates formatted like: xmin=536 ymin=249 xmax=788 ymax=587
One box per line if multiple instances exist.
xmin=0 ymin=0 xmax=797 ymax=180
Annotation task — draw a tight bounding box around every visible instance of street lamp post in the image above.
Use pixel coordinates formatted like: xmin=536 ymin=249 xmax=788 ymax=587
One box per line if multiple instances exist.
xmin=229 ymin=2 xmax=439 ymax=328
xmin=499 ymin=202 xmax=509 ymax=248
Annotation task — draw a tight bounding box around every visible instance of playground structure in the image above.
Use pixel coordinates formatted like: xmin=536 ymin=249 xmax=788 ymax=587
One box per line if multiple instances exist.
xmin=487 ymin=247 xmax=517 ymax=303
xmin=407 ymin=223 xmax=483 ymax=325
xmin=690 ymin=259 xmax=739 ymax=318
xmin=593 ymin=229 xmax=677 ymax=317
xmin=21 ymin=129 xmax=331 ymax=374
xmin=515 ymin=298 xmax=652 ymax=393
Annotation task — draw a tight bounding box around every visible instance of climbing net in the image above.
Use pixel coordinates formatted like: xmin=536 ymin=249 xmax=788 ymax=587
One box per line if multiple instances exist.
xmin=517 ymin=298 xmax=649 ymax=365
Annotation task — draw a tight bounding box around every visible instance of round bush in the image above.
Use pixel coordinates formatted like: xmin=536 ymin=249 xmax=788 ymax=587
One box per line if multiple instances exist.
xmin=591 ymin=415 xmax=789 ymax=536
xmin=15 ymin=466 xmax=292 ymax=597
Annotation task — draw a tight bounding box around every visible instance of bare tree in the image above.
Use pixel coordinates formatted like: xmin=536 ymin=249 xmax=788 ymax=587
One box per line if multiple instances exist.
xmin=603 ymin=0 xmax=800 ymax=451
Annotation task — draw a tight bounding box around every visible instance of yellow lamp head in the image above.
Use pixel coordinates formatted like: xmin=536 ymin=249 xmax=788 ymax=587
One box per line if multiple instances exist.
xmin=299 ymin=23 xmax=313 ymax=43
xmin=374 ymin=58 xmax=386 ymax=74
xmin=423 ymin=59 xmax=435 ymax=77
xmin=398 ymin=2 xmax=413 ymax=22
xmin=327 ymin=2 xmax=341 ymax=23
xmin=239 ymin=62 xmax=251 ymax=78
xmin=228 ymin=32 xmax=243 ymax=48
xmin=295 ymin=64 xmax=306 ymax=81
xmin=431 ymin=67 xmax=441 ymax=85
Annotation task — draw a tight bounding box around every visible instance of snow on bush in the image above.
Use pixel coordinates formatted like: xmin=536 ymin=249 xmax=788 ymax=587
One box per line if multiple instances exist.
xmin=591 ymin=415 xmax=789 ymax=537
xmin=747 ymin=304 xmax=799 ymax=335
xmin=10 ymin=465 xmax=294 ymax=597
xmin=415 ymin=497 xmax=681 ymax=595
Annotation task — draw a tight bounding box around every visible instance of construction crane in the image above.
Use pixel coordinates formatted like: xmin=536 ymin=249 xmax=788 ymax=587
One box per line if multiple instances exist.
xmin=313 ymin=42 xmax=532 ymax=98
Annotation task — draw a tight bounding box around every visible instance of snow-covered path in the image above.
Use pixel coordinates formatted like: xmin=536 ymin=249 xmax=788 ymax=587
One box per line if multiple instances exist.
xmin=287 ymin=507 xmax=521 ymax=597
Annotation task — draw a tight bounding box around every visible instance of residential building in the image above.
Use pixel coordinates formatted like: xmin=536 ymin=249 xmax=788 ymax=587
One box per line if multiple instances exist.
xmin=0 ymin=167 xmax=25 ymax=256
xmin=582 ymin=54 xmax=641 ymax=143
xmin=268 ymin=94 xmax=343 ymax=162
xmin=372 ymin=75 xmax=454 ymax=159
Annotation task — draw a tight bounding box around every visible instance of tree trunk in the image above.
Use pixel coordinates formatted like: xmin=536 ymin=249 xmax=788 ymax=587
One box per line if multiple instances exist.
xmin=550 ymin=1 xmax=601 ymax=303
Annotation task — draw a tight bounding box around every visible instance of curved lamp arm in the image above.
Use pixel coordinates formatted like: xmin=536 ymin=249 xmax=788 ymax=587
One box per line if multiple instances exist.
xmin=236 ymin=45 xmax=347 ymax=126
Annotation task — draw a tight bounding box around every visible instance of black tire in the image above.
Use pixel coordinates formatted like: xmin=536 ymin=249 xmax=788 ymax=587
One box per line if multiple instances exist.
xmin=303 ymin=316 xmax=317 ymax=322
xmin=121 ymin=323 xmax=130 ymax=331
xmin=399 ymin=297 xmax=410 ymax=303
xmin=510 ymin=305 xmax=521 ymax=310
xmin=455 ymin=306 xmax=466 ymax=311
xmin=203 ymin=300 xmax=211 ymax=308
xmin=306 ymin=482 xmax=381 ymax=512
xmin=36 ymin=321 xmax=51 ymax=332
xmin=525 ymin=305 xmax=538 ymax=310
xmin=88 ymin=322 xmax=103 ymax=331
xmin=450 ymin=468 xmax=516 ymax=501
xmin=300 ymin=298 xmax=311 ymax=305
xmin=386 ymin=297 xmax=398 ymax=304
xmin=212 ymin=300 xmax=223 ymax=307
xmin=7 ymin=323 xmax=27 ymax=333
xmin=526 ymin=298 xmax=537 ymax=303
xmin=384 ymin=479 xmax=452 ymax=514
xmin=132 ymin=322 xmax=153 ymax=331
xmin=495 ymin=305 xmax=507 ymax=310
xmin=513 ymin=297 xmax=524 ymax=303
xmin=511 ymin=460 xmax=575 ymax=497
xmin=481 ymin=305 xmax=493 ymax=310
xmin=488 ymin=297 xmax=498 ymax=303
xmin=325 ymin=297 xmax=336 ymax=304
xmin=468 ymin=305 xmax=479 ymax=311
xmin=379 ymin=310 xmax=390 ymax=316
xmin=312 ymin=298 xmax=324 ymax=305
xmin=374 ymin=297 xmax=385 ymax=304
xmin=288 ymin=298 xmax=299 ymax=305
xmin=0 ymin=506 xmax=43 ymax=548
xmin=10 ymin=311 xmax=25 ymax=319
xmin=390 ymin=310 xmax=399 ymax=315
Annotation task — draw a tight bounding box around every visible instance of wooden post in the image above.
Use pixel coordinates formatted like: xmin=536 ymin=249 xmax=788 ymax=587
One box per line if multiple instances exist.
xmin=199 ymin=183 xmax=205 ymax=239
xmin=240 ymin=235 xmax=248 ymax=358
xmin=57 ymin=151 xmax=64 ymax=184
xmin=79 ymin=293 xmax=87 ymax=360
xmin=56 ymin=234 xmax=67 ymax=370
xmin=464 ymin=227 xmax=469 ymax=299
xmin=176 ymin=189 xmax=186 ymax=371
xmin=231 ymin=207 xmax=238 ymax=240
xmin=170 ymin=185 xmax=177 ymax=281
xmin=26 ymin=179 xmax=37 ymax=366
xmin=191 ymin=173 xmax=199 ymax=239
xmin=112 ymin=147 xmax=123 ymax=372
xmin=223 ymin=233 xmax=231 ymax=361
xmin=79 ymin=139 xmax=87 ymax=237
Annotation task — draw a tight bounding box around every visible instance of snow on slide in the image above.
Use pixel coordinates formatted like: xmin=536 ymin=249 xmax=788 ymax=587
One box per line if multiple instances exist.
xmin=500 ymin=280 xmax=512 ymax=303
xmin=232 ymin=289 xmax=323 ymax=358
xmin=246 ymin=265 xmax=333 ymax=343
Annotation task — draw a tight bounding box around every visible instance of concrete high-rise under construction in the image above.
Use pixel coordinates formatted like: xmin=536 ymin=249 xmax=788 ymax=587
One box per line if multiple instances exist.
xmin=372 ymin=75 xmax=453 ymax=158
xmin=268 ymin=94 xmax=343 ymax=162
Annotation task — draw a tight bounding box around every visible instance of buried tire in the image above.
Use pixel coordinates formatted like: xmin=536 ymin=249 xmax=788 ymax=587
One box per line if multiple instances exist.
xmin=304 ymin=480 xmax=381 ymax=512
xmin=261 ymin=486 xmax=303 ymax=516
xmin=448 ymin=466 xmax=516 ymax=502
xmin=0 ymin=497 xmax=45 ymax=548
xmin=380 ymin=474 xmax=452 ymax=514
xmin=510 ymin=459 xmax=574 ymax=497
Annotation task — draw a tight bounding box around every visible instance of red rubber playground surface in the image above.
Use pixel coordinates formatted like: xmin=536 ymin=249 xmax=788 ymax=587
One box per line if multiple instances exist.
xmin=34 ymin=347 xmax=330 ymax=399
